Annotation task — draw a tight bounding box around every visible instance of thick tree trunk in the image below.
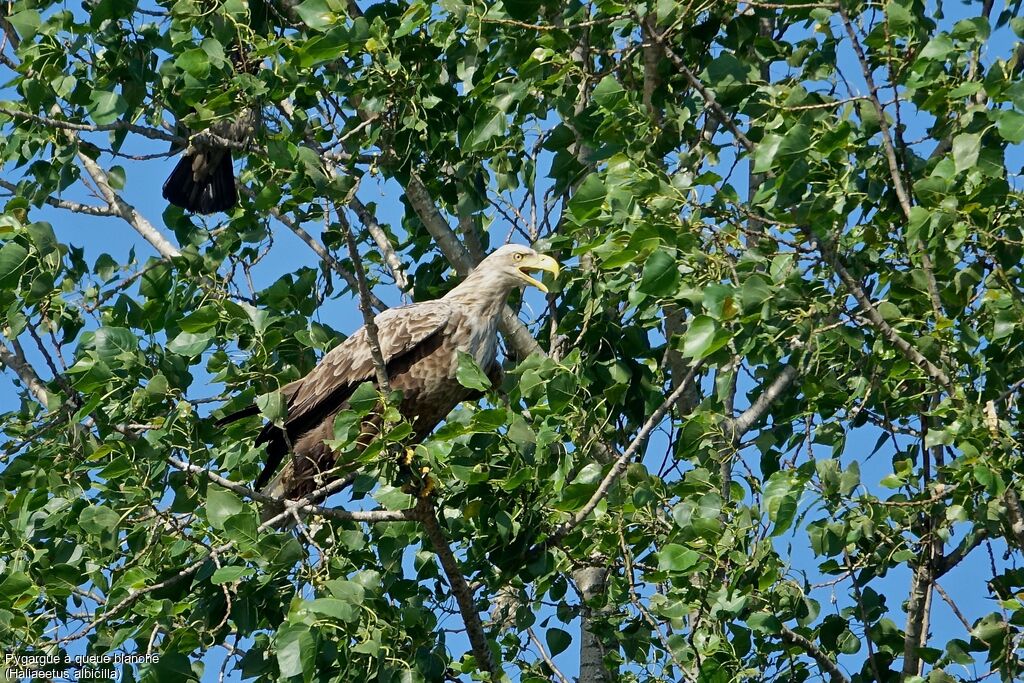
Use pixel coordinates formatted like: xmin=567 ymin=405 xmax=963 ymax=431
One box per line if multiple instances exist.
xmin=574 ymin=565 xmax=609 ymax=682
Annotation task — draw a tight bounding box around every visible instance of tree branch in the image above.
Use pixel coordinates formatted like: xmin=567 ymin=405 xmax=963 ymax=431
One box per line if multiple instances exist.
xmin=548 ymin=360 xmax=703 ymax=545
xmin=238 ymin=186 xmax=386 ymax=312
xmin=725 ymin=363 xmax=800 ymax=439
xmin=0 ymin=105 xmax=178 ymax=143
xmin=835 ymin=6 xmax=912 ymax=218
xmin=779 ymin=624 xmax=850 ymax=683
xmin=814 ymin=236 xmax=952 ymax=391
xmin=350 ymin=196 xmax=410 ymax=292
xmin=339 ymin=210 xmax=390 ymax=391
xmin=647 ymin=21 xmax=754 ymax=153
xmin=415 ymin=498 xmax=496 ymax=675
xmin=167 ymin=456 xmax=412 ymax=523
xmin=77 ymin=151 xmax=181 ymax=260
xmin=0 ymin=177 xmax=117 ymax=216
xmin=0 ymin=339 xmax=49 ymax=405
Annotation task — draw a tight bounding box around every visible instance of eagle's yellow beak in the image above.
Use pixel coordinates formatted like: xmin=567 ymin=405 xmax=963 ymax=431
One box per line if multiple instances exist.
xmin=517 ymin=253 xmax=560 ymax=293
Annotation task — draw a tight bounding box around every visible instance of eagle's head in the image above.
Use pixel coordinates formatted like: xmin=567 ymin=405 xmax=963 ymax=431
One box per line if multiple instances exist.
xmin=482 ymin=244 xmax=561 ymax=293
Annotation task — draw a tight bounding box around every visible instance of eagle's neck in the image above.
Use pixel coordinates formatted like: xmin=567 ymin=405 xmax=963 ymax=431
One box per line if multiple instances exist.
xmin=442 ymin=270 xmax=516 ymax=319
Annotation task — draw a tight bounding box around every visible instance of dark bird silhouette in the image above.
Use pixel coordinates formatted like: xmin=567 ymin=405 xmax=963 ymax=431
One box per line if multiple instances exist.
xmin=161 ymin=111 xmax=256 ymax=214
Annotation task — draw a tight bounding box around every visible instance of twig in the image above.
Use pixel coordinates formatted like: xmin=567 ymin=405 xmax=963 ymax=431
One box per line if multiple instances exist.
xmin=779 ymin=623 xmax=850 ymax=683
xmin=934 ymin=582 xmax=972 ymax=632
xmin=350 ymin=196 xmax=409 ymax=291
xmin=725 ymin=364 xmax=800 ymax=439
xmin=167 ymin=456 xmax=412 ymax=523
xmin=238 ymin=186 xmax=386 ymax=312
xmin=478 ymin=14 xmax=627 ymax=32
xmin=646 ymin=20 xmax=754 ymax=153
xmin=338 ymin=210 xmax=390 ymax=391
xmin=844 ymin=553 xmax=884 ymax=683
xmin=527 ymin=628 xmax=572 ymax=683
xmin=0 ymin=177 xmax=116 ymax=216
xmin=814 ymin=236 xmax=952 ymax=391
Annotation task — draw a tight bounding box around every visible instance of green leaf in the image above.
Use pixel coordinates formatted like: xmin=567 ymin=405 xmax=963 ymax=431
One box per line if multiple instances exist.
xmin=885 ymin=1 xmax=915 ymax=34
xmin=997 ymin=110 xmax=1024 ymax=143
xmin=463 ymin=107 xmax=507 ymax=151
xmin=88 ymin=90 xmax=127 ymax=126
xmin=257 ymin=390 xmax=287 ymax=423
xmin=206 ymin=488 xmax=244 ymax=529
xmin=93 ymin=326 xmax=138 ymax=362
xmin=6 ymin=10 xmax=41 ymax=40
xmin=455 ymin=351 xmax=491 ymax=392
xmin=304 ymin=597 xmax=357 ymax=622
xmin=168 ymin=330 xmax=214 ymax=356
xmin=276 ymin=623 xmax=315 ymax=679
xmin=638 ymin=250 xmax=679 ymax=296
xmin=569 ymin=174 xmax=606 ymax=220
xmin=211 ymin=566 xmax=254 ymax=584
xmin=681 ymin=315 xmax=731 ymax=359
xmin=547 ymin=372 xmax=575 ymax=412
xmin=107 ymin=165 xmax=126 ymax=190
xmin=546 ymin=628 xmax=571 ymax=656
xmin=504 ymin=0 xmax=542 ymax=21
xmin=326 ymin=579 xmax=365 ymax=604
xmin=179 ymin=305 xmax=220 ymax=333
xmin=762 ymin=471 xmax=802 ymax=536
xmin=294 ymin=0 xmax=335 ymax=30
xmin=592 ymin=75 xmax=625 ymax=110
xmin=79 ymin=505 xmax=120 ymax=535
xmin=753 ymin=134 xmax=782 ymax=173
xmin=0 ymin=241 xmax=29 ymax=285
xmin=777 ymin=123 xmax=811 ymax=158
xmin=658 ymin=543 xmax=699 ymax=573
xmin=952 ymin=133 xmax=980 ymax=174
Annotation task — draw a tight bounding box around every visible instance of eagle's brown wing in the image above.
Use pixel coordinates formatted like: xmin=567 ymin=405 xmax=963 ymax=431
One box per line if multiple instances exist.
xmin=253 ymin=300 xmax=454 ymax=489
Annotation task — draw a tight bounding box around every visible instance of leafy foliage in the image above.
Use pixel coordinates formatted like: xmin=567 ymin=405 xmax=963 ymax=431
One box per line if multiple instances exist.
xmin=2 ymin=0 xmax=1024 ymax=682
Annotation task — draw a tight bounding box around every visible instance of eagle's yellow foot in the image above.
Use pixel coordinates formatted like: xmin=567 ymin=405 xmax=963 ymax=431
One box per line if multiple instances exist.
xmin=400 ymin=447 xmax=415 ymax=466
xmin=418 ymin=467 xmax=435 ymax=498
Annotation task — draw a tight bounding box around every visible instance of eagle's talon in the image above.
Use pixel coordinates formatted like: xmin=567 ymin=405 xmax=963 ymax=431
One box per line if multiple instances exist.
xmin=418 ymin=474 xmax=436 ymax=498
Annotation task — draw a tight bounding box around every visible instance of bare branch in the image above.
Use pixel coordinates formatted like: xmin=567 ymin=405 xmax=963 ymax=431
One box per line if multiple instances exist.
xmin=350 ymin=196 xmax=410 ymax=292
xmin=779 ymin=624 xmax=849 ymax=683
xmin=527 ymin=628 xmax=572 ymax=683
xmin=167 ymin=456 xmax=412 ymax=523
xmin=726 ymin=364 xmax=800 ymax=439
xmin=0 ymin=105 xmax=178 ymax=143
xmin=0 ymin=177 xmax=116 ymax=216
xmin=77 ymin=152 xmax=181 ymax=260
xmin=339 ymin=210 xmax=390 ymax=391
xmin=415 ymin=498 xmax=496 ymax=676
xmin=0 ymin=339 xmax=49 ymax=405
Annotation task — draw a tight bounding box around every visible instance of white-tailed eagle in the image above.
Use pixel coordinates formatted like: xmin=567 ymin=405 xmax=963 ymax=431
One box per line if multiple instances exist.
xmin=217 ymin=244 xmax=559 ymax=503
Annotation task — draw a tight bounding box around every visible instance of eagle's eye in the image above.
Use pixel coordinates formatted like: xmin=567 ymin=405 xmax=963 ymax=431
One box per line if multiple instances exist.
xmin=513 ymin=253 xmax=524 ymax=261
